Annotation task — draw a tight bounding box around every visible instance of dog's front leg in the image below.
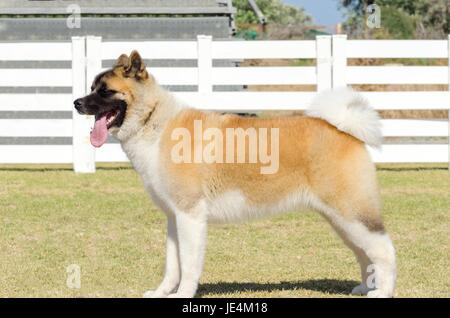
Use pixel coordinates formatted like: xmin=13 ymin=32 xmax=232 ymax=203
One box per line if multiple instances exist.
xmin=167 ymin=211 xmax=207 ymax=298
xmin=144 ymin=213 xmax=181 ymax=298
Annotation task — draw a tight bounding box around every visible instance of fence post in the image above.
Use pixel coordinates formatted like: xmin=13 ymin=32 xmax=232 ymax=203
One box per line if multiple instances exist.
xmin=197 ymin=35 xmax=213 ymax=94
xmin=86 ymin=36 xmax=102 ymax=93
xmin=316 ymin=35 xmax=332 ymax=92
xmin=448 ymin=34 xmax=450 ymax=170
xmin=72 ymin=36 xmax=95 ymax=173
xmin=332 ymin=34 xmax=347 ymax=89
xmin=80 ymin=36 xmax=102 ymax=173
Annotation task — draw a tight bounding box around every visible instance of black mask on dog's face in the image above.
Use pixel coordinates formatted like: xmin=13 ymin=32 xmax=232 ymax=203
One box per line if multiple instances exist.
xmin=73 ymin=72 xmax=127 ymax=147
xmin=73 ymin=50 xmax=149 ymax=147
xmin=74 ymin=75 xmax=127 ymax=127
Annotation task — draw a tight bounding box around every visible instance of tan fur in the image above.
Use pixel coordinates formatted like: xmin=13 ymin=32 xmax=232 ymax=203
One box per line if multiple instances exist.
xmin=159 ymin=109 xmax=383 ymax=232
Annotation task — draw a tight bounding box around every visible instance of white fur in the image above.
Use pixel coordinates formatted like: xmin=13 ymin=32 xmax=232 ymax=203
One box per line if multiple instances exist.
xmin=169 ymin=207 xmax=207 ymax=298
xmin=305 ymin=88 xmax=382 ymax=148
xmin=206 ymin=189 xmax=316 ymax=223
xmin=143 ymin=214 xmax=180 ymax=298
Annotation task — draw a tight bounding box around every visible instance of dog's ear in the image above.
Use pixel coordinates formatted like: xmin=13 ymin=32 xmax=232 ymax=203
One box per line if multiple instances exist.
xmin=115 ymin=54 xmax=130 ymax=69
xmin=124 ymin=50 xmax=148 ymax=80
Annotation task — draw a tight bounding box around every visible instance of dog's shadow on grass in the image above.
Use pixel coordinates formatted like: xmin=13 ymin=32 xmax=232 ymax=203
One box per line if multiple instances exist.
xmin=197 ymin=279 xmax=359 ymax=297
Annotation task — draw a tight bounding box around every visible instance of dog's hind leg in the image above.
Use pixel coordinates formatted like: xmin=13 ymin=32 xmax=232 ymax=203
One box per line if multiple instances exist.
xmin=167 ymin=206 xmax=208 ymax=298
xmin=144 ymin=213 xmax=181 ymax=298
xmin=312 ymin=199 xmax=396 ymax=298
xmin=338 ymin=219 xmax=395 ymax=298
xmin=307 ymin=144 xmax=396 ymax=297
xmin=328 ymin=221 xmax=378 ymax=296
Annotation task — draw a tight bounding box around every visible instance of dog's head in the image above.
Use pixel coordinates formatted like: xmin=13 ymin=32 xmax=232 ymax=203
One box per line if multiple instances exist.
xmin=73 ymin=50 xmax=150 ymax=147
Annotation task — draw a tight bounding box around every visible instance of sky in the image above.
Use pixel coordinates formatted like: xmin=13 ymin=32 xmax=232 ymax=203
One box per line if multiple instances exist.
xmin=283 ymin=0 xmax=345 ymax=30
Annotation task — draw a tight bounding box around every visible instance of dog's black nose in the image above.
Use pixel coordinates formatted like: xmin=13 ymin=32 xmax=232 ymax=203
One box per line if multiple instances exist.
xmin=74 ymin=98 xmax=82 ymax=111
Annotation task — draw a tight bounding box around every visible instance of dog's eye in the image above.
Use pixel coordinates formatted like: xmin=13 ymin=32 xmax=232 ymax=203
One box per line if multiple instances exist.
xmin=98 ymin=87 xmax=116 ymax=97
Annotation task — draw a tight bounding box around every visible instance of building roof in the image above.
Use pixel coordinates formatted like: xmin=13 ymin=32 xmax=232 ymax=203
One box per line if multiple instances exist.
xmin=0 ymin=17 xmax=233 ymax=41
xmin=0 ymin=0 xmax=236 ymax=41
xmin=0 ymin=0 xmax=236 ymax=15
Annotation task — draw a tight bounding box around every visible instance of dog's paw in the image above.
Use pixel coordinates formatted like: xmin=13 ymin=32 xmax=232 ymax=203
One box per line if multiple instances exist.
xmin=351 ymin=284 xmax=372 ymax=296
xmin=143 ymin=289 xmax=168 ymax=298
xmin=367 ymin=289 xmax=392 ymax=298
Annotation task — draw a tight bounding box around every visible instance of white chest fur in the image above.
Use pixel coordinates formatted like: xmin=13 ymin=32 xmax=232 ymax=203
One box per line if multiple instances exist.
xmin=121 ymin=136 xmax=174 ymax=214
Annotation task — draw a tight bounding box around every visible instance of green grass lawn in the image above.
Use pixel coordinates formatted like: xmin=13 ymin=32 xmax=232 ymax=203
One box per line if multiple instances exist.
xmin=0 ymin=164 xmax=449 ymax=298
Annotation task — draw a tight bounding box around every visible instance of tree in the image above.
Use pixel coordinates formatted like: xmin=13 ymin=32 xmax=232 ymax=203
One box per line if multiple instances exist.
xmin=233 ymin=0 xmax=311 ymax=29
xmin=232 ymin=0 xmax=312 ymax=39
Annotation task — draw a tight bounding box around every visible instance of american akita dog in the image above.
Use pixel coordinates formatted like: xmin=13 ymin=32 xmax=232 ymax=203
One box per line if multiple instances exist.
xmin=74 ymin=51 xmax=396 ymax=298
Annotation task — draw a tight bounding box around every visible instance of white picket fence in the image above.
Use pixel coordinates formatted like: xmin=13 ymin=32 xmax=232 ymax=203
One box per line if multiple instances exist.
xmin=0 ymin=35 xmax=449 ymax=172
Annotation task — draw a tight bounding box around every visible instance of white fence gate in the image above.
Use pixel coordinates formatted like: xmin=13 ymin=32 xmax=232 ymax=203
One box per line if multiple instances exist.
xmin=0 ymin=35 xmax=449 ymax=172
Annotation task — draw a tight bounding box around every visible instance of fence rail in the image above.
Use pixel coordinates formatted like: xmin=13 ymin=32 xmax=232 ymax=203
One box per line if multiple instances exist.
xmin=0 ymin=35 xmax=449 ymax=172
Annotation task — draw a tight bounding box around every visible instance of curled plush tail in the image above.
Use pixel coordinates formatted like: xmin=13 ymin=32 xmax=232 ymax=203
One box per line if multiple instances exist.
xmin=305 ymin=88 xmax=382 ymax=147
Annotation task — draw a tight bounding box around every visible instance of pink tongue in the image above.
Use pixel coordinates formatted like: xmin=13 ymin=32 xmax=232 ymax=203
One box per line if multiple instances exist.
xmin=90 ymin=115 xmax=108 ymax=148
